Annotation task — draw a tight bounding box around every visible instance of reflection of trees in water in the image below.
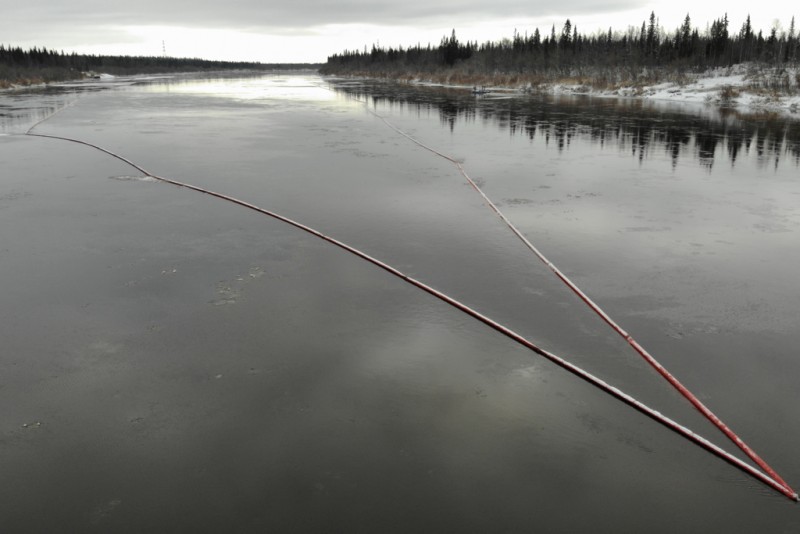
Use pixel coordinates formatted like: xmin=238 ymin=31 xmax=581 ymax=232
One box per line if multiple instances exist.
xmin=336 ymin=82 xmax=800 ymax=170
xmin=0 ymin=85 xmax=104 ymax=134
xmin=0 ymin=102 xmax=64 ymax=134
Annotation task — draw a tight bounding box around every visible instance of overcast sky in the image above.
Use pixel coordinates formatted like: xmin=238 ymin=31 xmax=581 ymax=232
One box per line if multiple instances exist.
xmin=2 ymin=1 xmax=796 ymax=63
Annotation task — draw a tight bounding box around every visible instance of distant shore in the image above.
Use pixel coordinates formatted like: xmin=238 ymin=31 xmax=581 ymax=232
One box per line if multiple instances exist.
xmin=0 ymin=66 xmax=322 ymax=92
xmin=0 ymin=48 xmax=322 ymax=90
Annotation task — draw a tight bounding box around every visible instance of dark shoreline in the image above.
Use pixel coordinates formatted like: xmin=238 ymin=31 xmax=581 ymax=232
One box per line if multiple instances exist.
xmin=0 ymin=59 xmax=321 ymax=89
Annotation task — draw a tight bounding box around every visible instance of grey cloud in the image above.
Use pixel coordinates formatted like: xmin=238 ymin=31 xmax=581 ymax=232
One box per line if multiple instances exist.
xmin=2 ymin=0 xmax=645 ymax=56
xmin=7 ymin=0 xmax=643 ymax=35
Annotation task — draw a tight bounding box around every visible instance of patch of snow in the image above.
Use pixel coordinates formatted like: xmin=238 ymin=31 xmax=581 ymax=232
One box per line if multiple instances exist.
xmin=546 ymin=64 xmax=800 ymax=117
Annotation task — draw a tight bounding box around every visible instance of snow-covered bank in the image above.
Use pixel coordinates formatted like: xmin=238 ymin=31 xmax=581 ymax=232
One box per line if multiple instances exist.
xmin=531 ymin=64 xmax=800 ymax=116
xmin=0 ymin=72 xmax=118 ymax=92
xmin=363 ymin=63 xmax=800 ymax=117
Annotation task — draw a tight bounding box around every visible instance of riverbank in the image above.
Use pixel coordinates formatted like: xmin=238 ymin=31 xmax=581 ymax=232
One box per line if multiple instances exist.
xmin=1 ymin=56 xmax=322 ymax=91
xmin=0 ymin=73 xmax=74 ymax=89
xmin=326 ymin=63 xmax=800 ymax=116
xmin=535 ymin=64 xmax=800 ymax=115
xmin=0 ymin=68 xmax=322 ymax=93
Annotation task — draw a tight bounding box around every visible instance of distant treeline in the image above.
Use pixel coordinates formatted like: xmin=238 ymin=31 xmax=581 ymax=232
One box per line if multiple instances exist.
xmin=322 ymin=13 xmax=798 ymax=81
xmin=0 ymin=45 xmax=320 ymax=86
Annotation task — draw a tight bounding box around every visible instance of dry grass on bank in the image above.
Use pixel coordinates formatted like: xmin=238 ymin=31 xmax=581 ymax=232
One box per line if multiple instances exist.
xmin=328 ymin=65 xmax=704 ymax=93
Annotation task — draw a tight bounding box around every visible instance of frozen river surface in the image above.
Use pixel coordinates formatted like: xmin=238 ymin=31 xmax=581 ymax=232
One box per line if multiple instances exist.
xmin=1 ymin=73 xmax=799 ymax=531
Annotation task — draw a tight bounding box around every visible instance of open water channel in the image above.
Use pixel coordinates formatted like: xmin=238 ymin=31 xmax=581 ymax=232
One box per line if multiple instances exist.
xmin=1 ymin=72 xmax=799 ymax=531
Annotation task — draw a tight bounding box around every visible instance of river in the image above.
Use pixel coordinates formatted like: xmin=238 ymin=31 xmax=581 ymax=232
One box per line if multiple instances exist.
xmin=1 ymin=72 xmax=798 ymax=532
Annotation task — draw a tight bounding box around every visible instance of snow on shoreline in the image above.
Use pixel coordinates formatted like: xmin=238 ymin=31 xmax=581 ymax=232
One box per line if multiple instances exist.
xmin=530 ymin=65 xmax=800 ymax=117
xmin=409 ymin=64 xmax=800 ymax=118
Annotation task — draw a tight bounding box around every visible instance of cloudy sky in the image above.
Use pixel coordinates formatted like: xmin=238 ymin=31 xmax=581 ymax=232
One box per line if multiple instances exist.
xmin=2 ymin=1 xmax=796 ymax=63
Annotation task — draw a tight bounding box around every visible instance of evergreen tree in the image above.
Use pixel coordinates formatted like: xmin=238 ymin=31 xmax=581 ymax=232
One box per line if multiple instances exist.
xmin=560 ymin=19 xmax=572 ymax=49
xmin=708 ymin=14 xmax=729 ymax=63
xmin=739 ymin=15 xmax=754 ymax=61
xmin=787 ymin=16 xmax=796 ymax=62
xmin=646 ymin=11 xmax=659 ymax=58
xmin=679 ymin=14 xmax=693 ymax=58
xmin=319 ymin=13 xmax=800 ymax=79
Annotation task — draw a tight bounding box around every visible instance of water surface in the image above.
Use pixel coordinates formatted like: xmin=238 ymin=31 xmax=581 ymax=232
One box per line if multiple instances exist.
xmin=1 ymin=73 xmax=798 ymax=532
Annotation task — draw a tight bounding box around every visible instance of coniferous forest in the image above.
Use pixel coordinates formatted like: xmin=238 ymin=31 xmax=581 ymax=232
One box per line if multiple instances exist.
xmin=0 ymin=46 xmax=319 ymax=87
xmin=3 ymin=12 xmax=797 ymax=91
xmin=322 ymin=12 xmax=799 ymax=89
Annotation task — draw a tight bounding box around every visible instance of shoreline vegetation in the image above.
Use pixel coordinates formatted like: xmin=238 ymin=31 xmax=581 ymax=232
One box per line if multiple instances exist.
xmin=0 ymin=45 xmax=320 ymax=89
xmin=321 ymin=12 xmax=799 ymax=113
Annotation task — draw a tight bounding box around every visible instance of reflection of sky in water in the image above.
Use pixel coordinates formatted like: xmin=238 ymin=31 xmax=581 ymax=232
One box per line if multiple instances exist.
xmin=0 ymin=73 xmax=337 ymax=135
xmin=0 ymin=89 xmax=79 ymax=134
xmin=136 ymin=74 xmax=335 ymax=102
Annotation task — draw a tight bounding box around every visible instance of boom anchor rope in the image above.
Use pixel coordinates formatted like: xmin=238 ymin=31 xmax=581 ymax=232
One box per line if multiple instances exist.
xmin=25 ymin=120 xmax=797 ymax=501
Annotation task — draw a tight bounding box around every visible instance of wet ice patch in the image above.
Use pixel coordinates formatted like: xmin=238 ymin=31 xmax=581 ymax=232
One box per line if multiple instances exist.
xmin=89 ymin=498 xmax=122 ymax=524
xmin=504 ymin=198 xmax=534 ymax=206
xmin=209 ymin=266 xmax=266 ymax=306
xmin=88 ymin=340 xmax=122 ymax=355
xmin=211 ymin=282 xmax=241 ymax=306
xmin=74 ymin=340 xmax=125 ymax=367
xmin=510 ymin=365 xmax=542 ymax=380
xmin=0 ymin=189 xmax=32 ymax=205
xmin=108 ymin=175 xmax=156 ymax=182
